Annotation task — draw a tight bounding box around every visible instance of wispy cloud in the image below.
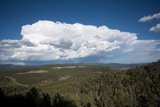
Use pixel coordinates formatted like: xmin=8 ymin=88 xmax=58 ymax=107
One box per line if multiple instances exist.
xmin=150 ymin=23 xmax=160 ymax=32
xmin=0 ymin=20 xmax=160 ymax=64
xmin=139 ymin=12 xmax=160 ymax=22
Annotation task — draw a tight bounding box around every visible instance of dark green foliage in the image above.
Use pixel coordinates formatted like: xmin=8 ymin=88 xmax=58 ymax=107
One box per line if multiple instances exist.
xmin=53 ymin=93 xmax=76 ymax=107
xmin=0 ymin=87 xmax=76 ymax=107
xmin=25 ymin=87 xmax=43 ymax=107
xmin=43 ymin=93 xmax=51 ymax=107
xmin=0 ymin=87 xmax=49 ymax=107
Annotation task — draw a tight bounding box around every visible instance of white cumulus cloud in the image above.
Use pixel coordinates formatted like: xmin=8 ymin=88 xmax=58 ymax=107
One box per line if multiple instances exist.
xmin=150 ymin=23 xmax=160 ymax=32
xmin=0 ymin=20 xmax=160 ymax=64
xmin=139 ymin=12 xmax=160 ymax=22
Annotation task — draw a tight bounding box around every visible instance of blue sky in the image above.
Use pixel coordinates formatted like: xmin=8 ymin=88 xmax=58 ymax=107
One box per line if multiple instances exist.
xmin=0 ymin=0 xmax=160 ymax=64
xmin=0 ymin=0 xmax=160 ymax=40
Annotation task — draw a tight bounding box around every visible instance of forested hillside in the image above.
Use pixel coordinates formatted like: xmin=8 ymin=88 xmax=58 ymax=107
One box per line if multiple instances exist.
xmin=0 ymin=61 xmax=160 ymax=107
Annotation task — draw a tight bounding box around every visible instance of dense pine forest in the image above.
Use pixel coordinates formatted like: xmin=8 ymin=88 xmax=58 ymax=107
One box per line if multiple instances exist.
xmin=0 ymin=61 xmax=160 ymax=107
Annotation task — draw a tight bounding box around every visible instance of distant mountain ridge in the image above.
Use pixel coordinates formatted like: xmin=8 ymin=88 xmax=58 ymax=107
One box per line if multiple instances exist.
xmin=105 ymin=63 xmax=145 ymax=70
xmin=0 ymin=64 xmax=32 ymax=72
xmin=0 ymin=63 xmax=146 ymax=72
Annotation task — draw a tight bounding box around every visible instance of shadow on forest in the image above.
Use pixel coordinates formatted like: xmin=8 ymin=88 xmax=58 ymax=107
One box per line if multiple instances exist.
xmin=0 ymin=87 xmax=76 ymax=107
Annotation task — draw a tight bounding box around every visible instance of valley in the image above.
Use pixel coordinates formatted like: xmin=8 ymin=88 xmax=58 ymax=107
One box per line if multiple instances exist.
xmin=0 ymin=62 xmax=160 ymax=106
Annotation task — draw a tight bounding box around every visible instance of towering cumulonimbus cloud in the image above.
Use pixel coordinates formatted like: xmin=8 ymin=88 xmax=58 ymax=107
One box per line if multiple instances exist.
xmin=0 ymin=20 xmax=160 ymax=64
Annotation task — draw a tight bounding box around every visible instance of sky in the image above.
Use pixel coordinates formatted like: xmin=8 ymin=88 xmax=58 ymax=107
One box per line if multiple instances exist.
xmin=0 ymin=0 xmax=160 ymax=65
